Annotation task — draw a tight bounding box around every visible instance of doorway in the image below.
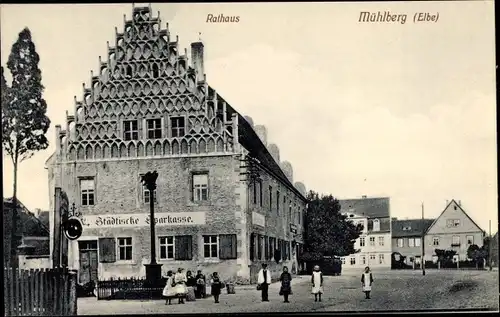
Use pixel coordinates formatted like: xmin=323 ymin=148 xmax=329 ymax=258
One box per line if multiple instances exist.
xmin=78 ymin=240 xmax=98 ymax=285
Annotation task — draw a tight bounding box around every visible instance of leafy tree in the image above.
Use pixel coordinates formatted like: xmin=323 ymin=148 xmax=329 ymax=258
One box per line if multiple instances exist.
xmin=467 ymin=244 xmax=488 ymax=269
xmin=301 ymin=191 xmax=363 ymax=262
xmin=2 ymin=28 xmax=51 ymax=267
xmin=434 ymin=249 xmax=457 ymax=265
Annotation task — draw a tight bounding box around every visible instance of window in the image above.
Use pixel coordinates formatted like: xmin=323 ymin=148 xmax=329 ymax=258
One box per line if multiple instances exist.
xmin=117 ymin=237 xmax=132 ymax=261
xmin=123 ymin=120 xmax=139 ymax=140
xmin=350 ymin=257 xmax=356 ymax=265
xmin=126 ymin=65 xmax=132 ymax=77
xmin=447 ymin=219 xmax=460 ymax=228
xmin=298 ymin=209 xmax=302 ymax=225
xmin=369 ymin=237 xmax=375 ymax=246
xmin=144 ymin=188 xmax=157 ymax=204
xmin=452 ymin=236 xmax=460 ymax=246
xmin=159 ymin=236 xmax=174 ymax=260
xmin=289 ymin=202 xmax=292 ymax=220
xmin=253 ymin=183 xmax=257 ymax=204
xmin=397 ymin=238 xmax=404 ymax=248
xmin=360 ymin=237 xmax=366 ymax=247
xmin=361 ymin=255 xmax=366 ymax=265
xmin=152 ymin=64 xmax=159 ymax=78
xmin=379 ymin=254 xmax=384 ymax=264
xmin=193 ymin=174 xmax=209 ymax=201
xmin=466 ymin=235 xmax=474 ymax=245
xmin=415 ymin=238 xmax=421 ymax=247
xmin=373 ymin=219 xmax=380 ymax=231
xmin=433 ymin=237 xmax=440 ymax=246
xmin=370 ymin=254 xmax=376 ymax=261
xmin=146 ymin=118 xmax=162 ymax=139
xmin=341 ymin=257 xmax=346 ymax=265
xmin=80 ymin=179 xmax=95 ymax=206
xmin=171 ymin=117 xmax=185 ymax=137
xmin=203 ymin=235 xmax=218 ymax=259
xmin=283 ymin=196 xmax=287 ymax=216
xmin=409 ymin=238 xmax=415 ymax=247
xmin=378 ymin=236 xmax=384 ymax=246
xmin=269 ymin=186 xmax=273 ymax=211
xmin=276 ymin=191 xmax=280 ymax=214
xmin=259 ymin=181 xmax=263 ymax=207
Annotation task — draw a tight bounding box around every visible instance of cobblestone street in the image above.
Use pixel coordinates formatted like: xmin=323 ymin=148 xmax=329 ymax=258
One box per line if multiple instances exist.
xmin=78 ymin=270 xmax=498 ymax=314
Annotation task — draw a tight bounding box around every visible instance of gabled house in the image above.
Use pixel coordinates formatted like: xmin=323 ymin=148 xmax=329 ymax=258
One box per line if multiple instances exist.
xmin=392 ymin=218 xmax=434 ymax=266
xmin=3 ymin=198 xmax=51 ymax=268
xmin=338 ymin=196 xmax=392 ymax=269
xmin=424 ymin=199 xmax=484 ymax=262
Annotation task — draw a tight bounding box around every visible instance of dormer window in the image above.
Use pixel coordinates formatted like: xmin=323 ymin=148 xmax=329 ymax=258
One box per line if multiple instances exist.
xmin=373 ymin=219 xmax=380 ymax=231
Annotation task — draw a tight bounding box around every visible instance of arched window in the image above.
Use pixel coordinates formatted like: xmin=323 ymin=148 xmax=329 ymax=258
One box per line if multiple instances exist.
xmin=152 ymin=64 xmax=159 ymax=78
xmin=373 ymin=219 xmax=380 ymax=231
xmin=126 ymin=65 xmax=132 ymax=78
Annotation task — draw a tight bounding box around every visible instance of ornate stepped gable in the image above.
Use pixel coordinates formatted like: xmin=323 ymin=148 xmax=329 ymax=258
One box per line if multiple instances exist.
xmin=59 ymin=6 xmax=234 ymax=161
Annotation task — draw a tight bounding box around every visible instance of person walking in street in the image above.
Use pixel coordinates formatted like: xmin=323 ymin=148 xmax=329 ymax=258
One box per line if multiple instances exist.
xmin=210 ymin=272 xmax=223 ymax=303
xmin=162 ymin=270 xmax=176 ymax=305
xmin=311 ymin=265 xmax=324 ymax=302
xmin=195 ymin=270 xmax=206 ymax=299
xmin=361 ymin=266 xmax=374 ymax=299
xmin=174 ymin=267 xmax=188 ymax=304
xmin=257 ymin=263 xmax=272 ymax=302
xmin=279 ymin=266 xmax=292 ymax=303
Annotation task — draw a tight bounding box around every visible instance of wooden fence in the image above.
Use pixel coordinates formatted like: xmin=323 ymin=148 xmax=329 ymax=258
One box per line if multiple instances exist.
xmin=3 ymin=267 xmax=78 ymax=316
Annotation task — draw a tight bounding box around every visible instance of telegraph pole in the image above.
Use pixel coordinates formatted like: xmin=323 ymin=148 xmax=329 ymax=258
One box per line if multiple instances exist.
xmin=489 ymin=220 xmax=492 ymax=271
xmin=421 ymin=202 xmax=426 ymax=276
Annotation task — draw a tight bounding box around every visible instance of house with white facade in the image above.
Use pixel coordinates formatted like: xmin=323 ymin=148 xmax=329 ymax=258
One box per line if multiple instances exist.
xmin=338 ymin=196 xmax=392 ymax=270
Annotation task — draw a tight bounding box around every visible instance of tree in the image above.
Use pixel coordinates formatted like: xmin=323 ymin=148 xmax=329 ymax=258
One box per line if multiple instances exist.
xmin=467 ymin=244 xmax=488 ymax=269
xmin=2 ymin=28 xmax=51 ymax=267
xmin=301 ymin=191 xmax=363 ymax=262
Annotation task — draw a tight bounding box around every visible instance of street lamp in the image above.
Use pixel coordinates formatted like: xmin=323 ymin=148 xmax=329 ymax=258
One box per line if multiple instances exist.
xmin=141 ymin=171 xmax=162 ymax=284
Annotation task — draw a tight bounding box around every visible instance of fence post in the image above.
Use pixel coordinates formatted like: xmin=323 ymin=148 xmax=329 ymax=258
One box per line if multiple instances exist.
xmin=68 ymin=270 xmax=78 ymax=315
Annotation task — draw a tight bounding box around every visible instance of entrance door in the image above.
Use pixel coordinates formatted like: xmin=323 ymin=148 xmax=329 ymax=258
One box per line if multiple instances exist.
xmin=79 ymin=240 xmax=98 ymax=285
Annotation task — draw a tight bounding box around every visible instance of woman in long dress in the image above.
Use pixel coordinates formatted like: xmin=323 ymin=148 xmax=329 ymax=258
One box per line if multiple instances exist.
xmin=162 ymin=270 xmax=176 ymax=305
xmin=210 ymin=272 xmax=223 ymax=303
xmin=174 ymin=268 xmax=188 ymax=304
xmin=279 ymin=266 xmax=292 ymax=303
xmin=311 ymin=265 xmax=324 ymax=302
xmin=361 ymin=266 xmax=374 ymax=299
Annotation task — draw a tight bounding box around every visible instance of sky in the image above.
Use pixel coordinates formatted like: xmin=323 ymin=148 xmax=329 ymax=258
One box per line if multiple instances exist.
xmin=1 ymin=2 xmax=497 ymax=233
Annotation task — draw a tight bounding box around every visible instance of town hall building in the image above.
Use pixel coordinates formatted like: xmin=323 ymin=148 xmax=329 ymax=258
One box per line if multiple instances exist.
xmin=46 ymin=5 xmax=307 ymax=285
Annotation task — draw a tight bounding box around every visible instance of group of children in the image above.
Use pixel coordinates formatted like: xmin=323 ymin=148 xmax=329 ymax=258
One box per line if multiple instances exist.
xmin=162 ymin=265 xmax=375 ymax=305
xmin=162 ymin=268 xmax=224 ymax=304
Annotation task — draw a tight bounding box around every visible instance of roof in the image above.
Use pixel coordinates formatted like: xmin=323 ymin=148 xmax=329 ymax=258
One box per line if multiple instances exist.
xmin=338 ymin=197 xmax=390 ymax=219
xmin=209 ymin=86 xmax=307 ymax=202
xmin=392 ymin=219 xmax=435 ymax=238
xmin=3 ymin=198 xmax=50 ymax=237
xmin=426 ymin=199 xmax=483 ymax=234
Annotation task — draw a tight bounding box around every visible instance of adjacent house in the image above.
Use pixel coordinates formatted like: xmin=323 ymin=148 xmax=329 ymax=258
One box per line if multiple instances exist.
xmin=490 ymin=232 xmax=498 ymax=267
xmin=424 ymin=199 xmax=484 ymax=262
xmin=392 ymin=218 xmax=434 ymax=266
xmin=3 ymin=198 xmax=51 ymax=269
xmin=338 ymin=196 xmax=392 ymax=270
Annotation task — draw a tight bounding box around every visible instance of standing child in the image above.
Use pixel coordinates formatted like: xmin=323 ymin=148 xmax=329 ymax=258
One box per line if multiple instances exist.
xmin=311 ymin=265 xmax=323 ymax=302
xmin=361 ymin=266 xmax=374 ymax=299
xmin=162 ymin=271 xmax=176 ymax=305
xmin=210 ymin=272 xmax=223 ymax=303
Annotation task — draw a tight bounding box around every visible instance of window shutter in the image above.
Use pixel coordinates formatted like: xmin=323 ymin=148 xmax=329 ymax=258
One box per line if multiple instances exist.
xmin=175 ymin=235 xmax=193 ymax=260
xmin=98 ymin=238 xmax=116 ymax=263
xmin=189 ymin=174 xmax=194 ymax=201
xmin=264 ymin=236 xmax=269 ymax=260
xmin=219 ymin=234 xmax=237 ymax=260
xmin=249 ymin=233 xmax=255 ymax=261
xmin=281 ymin=240 xmax=286 ymax=261
xmin=257 ymin=234 xmax=262 ymax=260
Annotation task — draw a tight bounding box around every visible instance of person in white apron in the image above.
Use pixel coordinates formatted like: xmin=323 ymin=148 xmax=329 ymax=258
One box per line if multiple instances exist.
xmin=311 ymin=265 xmax=324 ymax=302
xmin=162 ymin=270 xmax=176 ymax=305
xmin=174 ymin=268 xmax=188 ymax=304
xmin=361 ymin=266 xmax=374 ymax=299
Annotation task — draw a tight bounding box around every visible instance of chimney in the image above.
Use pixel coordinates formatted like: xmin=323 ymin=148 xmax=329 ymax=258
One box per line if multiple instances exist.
xmin=446 ymin=199 xmax=449 ymax=206
xmin=191 ymin=42 xmax=204 ymax=83
xmin=458 ymin=200 xmax=461 ymax=206
xmin=362 ymin=195 xmax=367 ymax=199
xmin=55 ymin=125 xmax=61 ymax=154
